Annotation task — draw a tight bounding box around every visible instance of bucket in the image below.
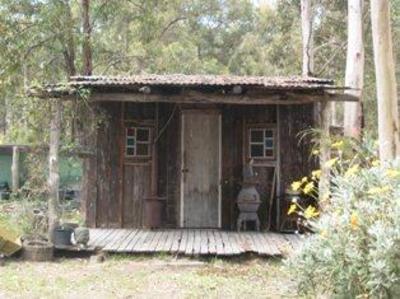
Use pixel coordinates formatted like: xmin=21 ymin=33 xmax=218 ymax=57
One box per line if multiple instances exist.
xmin=144 ymin=198 xmax=165 ymax=228
xmin=53 ymin=227 xmax=73 ymax=246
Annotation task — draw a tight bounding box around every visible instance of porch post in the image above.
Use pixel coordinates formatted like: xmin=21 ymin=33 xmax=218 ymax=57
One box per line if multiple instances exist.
xmin=11 ymin=146 xmax=20 ymax=193
xmin=48 ymin=99 xmax=62 ymax=242
xmin=318 ymin=98 xmax=332 ymax=209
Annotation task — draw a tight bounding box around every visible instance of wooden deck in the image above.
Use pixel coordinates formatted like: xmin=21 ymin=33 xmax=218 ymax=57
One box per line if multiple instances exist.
xmin=84 ymin=229 xmax=303 ymax=257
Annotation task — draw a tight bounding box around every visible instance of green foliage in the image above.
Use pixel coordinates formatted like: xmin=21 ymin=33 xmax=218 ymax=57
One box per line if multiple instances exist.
xmin=288 ymin=145 xmax=400 ymax=298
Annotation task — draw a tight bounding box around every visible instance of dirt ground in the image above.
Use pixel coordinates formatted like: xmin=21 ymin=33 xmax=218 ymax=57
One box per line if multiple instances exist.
xmin=0 ymin=254 xmax=297 ymax=299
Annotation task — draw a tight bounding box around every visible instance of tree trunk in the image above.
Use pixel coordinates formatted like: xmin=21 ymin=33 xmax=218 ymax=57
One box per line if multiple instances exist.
xmin=48 ymin=100 xmax=62 ymax=242
xmin=11 ymin=146 xmax=19 ymax=193
xmin=81 ymin=0 xmax=92 ymax=75
xmin=301 ymin=0 xmax=314 ymax=76
xmin=344 ymin=0 xmax=365 ymax=139
xmin=371 ymin=0 xmax=400 ymax=160
xmin=63 ymin=0 xmax=77 ymax=77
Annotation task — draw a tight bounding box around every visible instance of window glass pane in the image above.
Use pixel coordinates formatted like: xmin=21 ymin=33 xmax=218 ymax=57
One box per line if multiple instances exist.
xmin=265 ymin=130 xmax=273 ymax=138
xmin=265 ymin=149 xmax=274 ymax=157
xmin=127 ymin=128 xmax=135 ymax=137
xmin=127 ymin=138 xmax=135 ymax=146
xmin=136 ymin=144 xmax=149 ymax=156
xmin=251 ymin=144 xmax=264 ymax=157
xmin=250 ymin=130 xmax=263 ymax=142
xmin=126 ymin=148 xmax=135 ymax=156
xmin=265 ymin=139 xmax=273 ymax=148
xmin=137 ymin=128 xmax=150 ymax=142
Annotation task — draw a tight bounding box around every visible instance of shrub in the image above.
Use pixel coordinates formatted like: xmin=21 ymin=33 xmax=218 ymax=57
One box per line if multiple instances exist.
xmin=288 ymin=158 xmax=400 ymax=298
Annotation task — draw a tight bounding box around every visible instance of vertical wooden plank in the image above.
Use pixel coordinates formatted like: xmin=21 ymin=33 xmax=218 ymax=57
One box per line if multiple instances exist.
xmin=119 ymin=102 xmax=125 ymax=227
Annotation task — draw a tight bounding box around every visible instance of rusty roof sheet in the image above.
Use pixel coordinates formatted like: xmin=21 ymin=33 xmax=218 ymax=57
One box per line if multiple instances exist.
xmin=64 ymin=74 xmax=336 ymax=90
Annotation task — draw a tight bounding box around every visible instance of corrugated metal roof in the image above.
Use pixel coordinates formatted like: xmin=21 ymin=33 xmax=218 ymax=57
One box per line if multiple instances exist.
xmin=64 ymin=74 xmax=336 ymax=90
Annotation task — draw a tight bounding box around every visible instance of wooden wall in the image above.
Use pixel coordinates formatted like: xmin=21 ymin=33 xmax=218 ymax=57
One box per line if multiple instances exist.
xmin=95 ymin=102 xmax=123 ymax=228
xmin=84 ymin=102 xmax=316 ymax=230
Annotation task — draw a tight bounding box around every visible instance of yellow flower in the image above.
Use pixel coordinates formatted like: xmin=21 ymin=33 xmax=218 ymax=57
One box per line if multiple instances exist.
xmin=301 ymin=176 xmax=308 ymax=183
xmin=291 ymin=181 xmax=302 ymax=192
xmin=303 ymin=181 xmax=315 ymax=194
xmin=371 ymin=160 xmax=380 ymax=167
xmin=304 ymin=206 xmax=319 ymax=219
xmin=288 ymin=204 xmax=297 ymax=215
xmin=312 ymin=149 xmax=320 ymax=156
xmin=311 ymin=170 xmax=321 ymax=180
xmin=331 ymin=140 xmax=344 ymax=149
xmin=386 ymin=169 xmax=400 ymax=178
xmin=324 ymin=157 xmax=338 ymax=168
xmin=345 ymin=165 xmax=359 ymax=178
xmin=367 ymin=186 xmax=391 ymax=195
xmin=350 ymin=212 xmax=359 ymax=230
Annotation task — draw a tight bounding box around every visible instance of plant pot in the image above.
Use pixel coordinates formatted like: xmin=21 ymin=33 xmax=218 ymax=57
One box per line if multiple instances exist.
xmin=53 ymin=227 xmax=73 ymax=246
xmin=22 ymin=239 xmax=53 ymax=262
xmin=144 ymin=198 xmax=165 ymax=228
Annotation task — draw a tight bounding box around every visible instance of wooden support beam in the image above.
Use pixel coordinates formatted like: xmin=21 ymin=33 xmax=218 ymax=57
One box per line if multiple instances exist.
xmin=90 ymin=91 xmax=353 ymax=105
xmin=48 ymin=99 xmax=62 ymax=242
xmin=318 ymin=99 xmax=332 ymax=209
xmin=11 ymin=146 xmax=20 ymax=193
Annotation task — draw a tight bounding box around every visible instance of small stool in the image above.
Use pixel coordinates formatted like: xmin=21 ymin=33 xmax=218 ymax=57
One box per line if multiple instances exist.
xmin=237 ymin=212 xmax=260 ymax=231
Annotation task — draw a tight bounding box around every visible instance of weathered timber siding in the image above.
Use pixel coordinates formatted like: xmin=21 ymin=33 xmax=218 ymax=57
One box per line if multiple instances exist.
xmin=85 ymin=101 xmax=316 ymax=231
xmin=277 ymin=104 xmax=316 ymax=228
xmin=96 ymin=102 xmax=123 ymax=228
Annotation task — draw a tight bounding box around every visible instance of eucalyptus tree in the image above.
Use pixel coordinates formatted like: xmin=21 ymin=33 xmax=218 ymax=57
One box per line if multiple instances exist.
xmin=370 ymin=0 xmax=400 ymax=160
xmin=343 ymin=0 xmax=365 ymax=139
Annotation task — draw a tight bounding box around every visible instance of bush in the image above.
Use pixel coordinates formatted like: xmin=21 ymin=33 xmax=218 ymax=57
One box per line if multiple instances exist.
xmin=288 ymin=158 xmax=400 ymax=298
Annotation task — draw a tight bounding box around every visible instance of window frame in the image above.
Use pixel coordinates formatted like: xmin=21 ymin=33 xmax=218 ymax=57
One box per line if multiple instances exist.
xmin=125 ymin=126 xmax=152 ymax=158
xmin=247 ymin=126 xmax=276 ymax=160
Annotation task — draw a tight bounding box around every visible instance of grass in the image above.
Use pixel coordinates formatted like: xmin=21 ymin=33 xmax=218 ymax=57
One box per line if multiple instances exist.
xmin=0 ymin=255 xmax=297 ymax=299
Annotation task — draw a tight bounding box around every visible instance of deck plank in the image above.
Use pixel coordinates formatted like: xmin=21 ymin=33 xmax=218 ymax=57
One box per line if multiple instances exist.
xmin=214 ymin=231 xmax=224 ymax=255
xmin=163 ymin=230 xmax=175 ymax=252
xmin=207 ymin=230 xmax=217 ymax=255
xmin=104 ymin=229 xmax=131 ymax=250
xmin=148 ymin=230 xmax=163 ymax=252
xmin=192 ymin=230 xmax=201 ymax=255
xmin=127 ymin=230 xmax=145 ymax=251
xmin=199 ymin=230 xmax=208 ymax=255
xmin=228 ymin=232 xmax=241 ymax=255
xmin=178 ymin=229 xmax=188 ymax=254
xmin=88 ymin=229 xmax=110 ymax=247
xmin=96 ymin=229 xmax=117 ymax=248
xmin=116 ymin=229 xmax=138 ymax=252
xmin=74 ymin=229 xmax=303 ymax=257
xmin=171 ymin=230 xmax=182 ymax=253
xmin=155 ymin=230 xmax=168 ymax=252
xmin=141 ymin=230 xmax=156 ymax=252
xmin=185 ymin=229 xmax=195 ymax=255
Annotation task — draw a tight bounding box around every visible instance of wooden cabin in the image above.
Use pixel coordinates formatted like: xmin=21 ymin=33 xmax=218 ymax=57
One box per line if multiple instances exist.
xmin=36 ymin=74 xmax=355 ymax=231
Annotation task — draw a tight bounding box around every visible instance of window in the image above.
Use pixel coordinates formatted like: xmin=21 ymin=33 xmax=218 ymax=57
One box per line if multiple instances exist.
xmin=126 ymin=127 xmax=152 ymax=157
xmin=249 ymin=128 xmax=275 ymax=159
